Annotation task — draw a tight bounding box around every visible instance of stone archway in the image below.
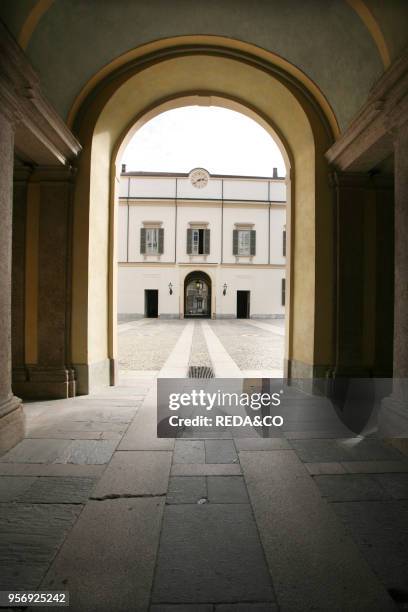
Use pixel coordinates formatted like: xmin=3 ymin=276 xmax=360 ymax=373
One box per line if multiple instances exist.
xmin=184 ymin=271 xmax=212 ymax=319
xmin=69 ymin=38 xmax=336 ymax=393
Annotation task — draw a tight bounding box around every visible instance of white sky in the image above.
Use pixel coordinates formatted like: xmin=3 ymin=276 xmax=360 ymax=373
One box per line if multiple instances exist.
xmin=121 ymin=106 xmax=286 ymax=177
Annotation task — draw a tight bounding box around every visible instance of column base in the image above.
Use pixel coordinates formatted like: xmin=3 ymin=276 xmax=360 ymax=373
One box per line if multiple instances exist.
xmin=379 ymin=394 xmax=408 ymax=439
xmin=12 ymin=366 xmax=76 ymax=400
xmin=0 ymin=395 xmax=25 ymax=455
xmin=284 ymin=358 xmax=332 ymax=394
xmin=73 ymin=358 xmax=112 ymax=395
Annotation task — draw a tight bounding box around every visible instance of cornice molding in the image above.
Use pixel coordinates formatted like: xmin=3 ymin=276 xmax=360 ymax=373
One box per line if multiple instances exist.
xmin=325 ymin=47 xmax=408 ymax=172
xmin=0 ymin=21 xmax=81 ymax=165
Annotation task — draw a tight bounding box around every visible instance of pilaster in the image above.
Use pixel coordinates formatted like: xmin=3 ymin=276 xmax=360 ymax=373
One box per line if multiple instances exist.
xmin=0 ymin=112 xmax=25 ymax=453
xmin=12 ymin=166 xmax=77 ymax=400
xmin=330 ymin=171 xmax=394 ymax=379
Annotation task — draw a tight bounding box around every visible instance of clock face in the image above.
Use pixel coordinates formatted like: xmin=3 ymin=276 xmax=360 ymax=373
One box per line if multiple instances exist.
xmin=189 ymin=168 xmax=210 ymax=189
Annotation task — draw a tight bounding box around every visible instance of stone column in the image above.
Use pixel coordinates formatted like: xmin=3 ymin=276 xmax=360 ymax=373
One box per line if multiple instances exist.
xmin=393 ymin=120 xmax=408 ymax=385
xmin=0 ymin=111 xmax=24 ymax=454
xmin=380 ymin=120 xmax=408 ymax=439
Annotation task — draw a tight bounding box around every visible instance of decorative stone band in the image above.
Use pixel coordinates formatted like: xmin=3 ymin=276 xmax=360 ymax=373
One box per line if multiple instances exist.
xmin=325 ymin=47 xmax=408 ymax=172
xmin=0 ymin=21 xmax=81 ymax=166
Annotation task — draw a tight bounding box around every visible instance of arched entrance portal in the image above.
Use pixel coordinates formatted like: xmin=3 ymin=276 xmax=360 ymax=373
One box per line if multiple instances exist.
xmin=184 ymin=272 xmax=212 ymax=318
xmin=69 ymin=37 xmax=337 ymax=392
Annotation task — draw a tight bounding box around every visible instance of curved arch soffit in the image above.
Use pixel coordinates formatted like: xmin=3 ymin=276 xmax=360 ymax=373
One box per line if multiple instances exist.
xmin=184 ymin=270 xmax=213 ymax=285
xmin=69 ymin=36 xmax=340 ymax=140
xmin=114 ymin=95 xmax=291 ymax=177
xmin=18 ymin=4 xmax=390 ymax=92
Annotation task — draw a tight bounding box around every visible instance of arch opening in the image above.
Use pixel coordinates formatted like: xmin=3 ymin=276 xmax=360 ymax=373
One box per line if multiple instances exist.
xmin=184 ymin=271 xmax=212 ymax=319
xmin=69 ymin=42 xmax=336 ymax=392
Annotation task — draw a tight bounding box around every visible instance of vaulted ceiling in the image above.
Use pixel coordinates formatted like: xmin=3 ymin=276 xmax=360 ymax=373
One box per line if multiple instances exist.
xmin=1 ymin=0 xmax=407 ymax=132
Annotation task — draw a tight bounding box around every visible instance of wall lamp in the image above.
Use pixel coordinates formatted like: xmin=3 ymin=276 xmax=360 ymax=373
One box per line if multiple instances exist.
xmin=223 ymin=282 xmax=228 ymax=296
xmin=168 ymin=282 xmax=173 ymax=295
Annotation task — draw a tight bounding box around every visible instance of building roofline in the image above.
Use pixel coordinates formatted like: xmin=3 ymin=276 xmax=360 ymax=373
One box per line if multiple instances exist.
xmin=121 ymin=170 xmax=286 ymax=181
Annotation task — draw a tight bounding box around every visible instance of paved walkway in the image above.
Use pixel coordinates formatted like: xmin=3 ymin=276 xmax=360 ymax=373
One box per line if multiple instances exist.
xmin=0 ymin=320 xmax=407 ymax=611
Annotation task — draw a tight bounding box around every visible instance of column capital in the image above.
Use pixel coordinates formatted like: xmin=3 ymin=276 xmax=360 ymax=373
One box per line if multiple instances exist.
xmin=29 ymin=165 xmax=77 ymax=183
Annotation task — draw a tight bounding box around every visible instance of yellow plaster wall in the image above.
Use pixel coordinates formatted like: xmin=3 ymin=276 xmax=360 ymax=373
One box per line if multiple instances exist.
xmin=71 ymin=47 xmax=335 ymax=375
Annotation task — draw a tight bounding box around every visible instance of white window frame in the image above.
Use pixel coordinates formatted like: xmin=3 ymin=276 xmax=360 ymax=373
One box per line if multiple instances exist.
xmin=146 ymin=227 xmax=159 ymax=254
xmin=238 ymin=229 xmax=251 ymax=256
xmin=192 ymin=228 xmax=200 ymax=255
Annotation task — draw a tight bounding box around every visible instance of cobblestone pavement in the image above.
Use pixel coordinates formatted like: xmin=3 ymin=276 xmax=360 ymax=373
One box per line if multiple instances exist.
xmin=201 ymin=319 xmax=285 ymax=371
xmin=118 ymin=318 xmax=284 ymax=374
xmin=189 ymin=322 xmax=212 ymax=368
xmin=118 ymin=319 xmax=189 ymax=370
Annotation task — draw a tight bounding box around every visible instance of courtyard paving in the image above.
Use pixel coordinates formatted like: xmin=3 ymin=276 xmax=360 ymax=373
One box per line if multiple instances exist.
xmin=0 ymin=319 xmax=407 ymax=611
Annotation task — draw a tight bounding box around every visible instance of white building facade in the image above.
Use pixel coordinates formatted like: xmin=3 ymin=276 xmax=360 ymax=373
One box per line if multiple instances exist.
xmin=117 ymin=168 xmax=287 ymax=320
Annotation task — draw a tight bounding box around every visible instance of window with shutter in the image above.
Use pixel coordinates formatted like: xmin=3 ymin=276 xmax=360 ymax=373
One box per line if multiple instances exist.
xmin=281 ymin=278 xmax=286 ymax=306
xmin=158 ymin=228 xmax=164 ymax=254
xmin=188 ymin=228 xmax=208 ymax=254
xmin=187 ymin=228 xmax=193 ymax=254
xmin=140 ymin=228 xmax=146 ymax=254
xmin=145 ymin=228 xmax=159 ymax=254
xmin=237 ymin=230 xmax=250 ymax=255
xmin=204 ymin=229 xmax=210 ymax=254
xmin=233 ymin=229 xmax=239 ymax=255
xmin=283 ymin=229 xmax=286 ymax=257
xmin=250 ymin=230 xmax=256 ymax=256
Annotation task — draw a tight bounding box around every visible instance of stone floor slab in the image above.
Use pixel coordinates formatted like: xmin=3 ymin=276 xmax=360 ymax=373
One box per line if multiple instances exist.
xmin=215 ymin=604 xmax=278 ymax=612
xmin=0 ymin=503 xmax=82 ymax=590
xmin=119 ymin=414 xmax=175 ymax=451
xmin=0 ymin=439 xmax=71 ymax=463
xmin=17 ymin=476 xmax=97 ymax=504
xmin=54 ymin=440 xmax=118 ymax=464
xmin=313 ymin=474 xmax=391 ymax=502
xmin=118 ymin=386 xmax=175 ymax=451
xmin=92 ymin=451 xmax=172 ymax=498
xmin=0 ymin=476 xmax=37 ymax=501
xmin=167 ymin=476 xmax=207 ymax=504
xmin=41 ymin=498 xmax=164 ymax=612
xmin=234 ymin=438 xmax=290 ymax=451
xmin=171 ymin=463 xmax=242 ymax=476
xmin=207 ymin=476 xmax=248 ymax=504
xmin=305 ymin=462 xmax=347 ymax=475
xmin=342 ymin=460 xmax=408 ymax=473
xmin=152 ymin=504 xmax=274 ymax=604
xmin=173 ymin=440 xmax=205 ymax=464
xmin=240 ymin=450 xmax=395 ymax=611
xmin=0 ymin=463 xmax=105 ymax=477
xmin=375 ymin=473 xmax=408 ymax=499
xmin=333 ymin=500 xmax=408 ymax=593
xmin=205 ymin=440 xmax=238 ymax=464
xmin=290 ymin=438 xmax=401 ymax=463
xmin=151 ymin=604 xmax=213 ymax=611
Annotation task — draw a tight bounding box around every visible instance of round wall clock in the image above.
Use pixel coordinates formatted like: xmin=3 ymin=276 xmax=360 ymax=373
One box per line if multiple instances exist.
xmin=189 ymin=168 xmax=210 ymax=188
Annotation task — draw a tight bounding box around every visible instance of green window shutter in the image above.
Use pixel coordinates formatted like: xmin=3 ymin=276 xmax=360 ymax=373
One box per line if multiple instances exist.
xmin=187 ymin=228 xmax=192 ymax=254
xmin=250 ymin=230 xmax=256 ymax=255
xmin=204 ymin=229 xmax=210 ymax=254
xmin=233 ymin=229 xmax=238 ymax=255
xmin=158 ymin=228 xmax=164 ymax=254
xmin=283 ymin=229 xmax=286 ymax=257
xmin=281 ymin=278 xmax=286 ymax=306
xmin=140 ymin=227 xmax=146 ymax=254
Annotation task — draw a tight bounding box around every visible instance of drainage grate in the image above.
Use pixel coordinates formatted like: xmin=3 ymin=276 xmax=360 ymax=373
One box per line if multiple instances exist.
xmin=188 ymin=365 xmax=214 ymax=379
